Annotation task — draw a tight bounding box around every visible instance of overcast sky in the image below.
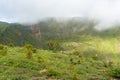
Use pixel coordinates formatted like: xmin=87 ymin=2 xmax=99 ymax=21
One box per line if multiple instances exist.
xmin=0 ymin=0 xmax=120 ymax=28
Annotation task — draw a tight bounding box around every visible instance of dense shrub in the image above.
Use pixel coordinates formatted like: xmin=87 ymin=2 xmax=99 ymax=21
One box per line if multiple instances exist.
xmin=0 ymin=44 xmax=4 ymax=50
xmin=26 ymin=50 xmax=33 ymax=59
xmin=24 ymin=44 xmax=37 ymax=53
xmin=24 ymin=44 xmax=33 ymax=50
xmin=108 ymin=67 xmax=120 ymax=78
xmin=2 ymin=47 xmax=8 ymax=56
xmin=24 ymin=44 xmax=33 ymax=59
xmin=8 ymin=43 xmax=15 ymax=47
xmin=45 ymin=69 xmax=61 ymax=77
xmin=32 ymin=48 xmax=37 ymax=53
xmin=0 ymin=44 xmax=8 ymax=56
xmin=46 ymin=41 xmax=61 ymax=51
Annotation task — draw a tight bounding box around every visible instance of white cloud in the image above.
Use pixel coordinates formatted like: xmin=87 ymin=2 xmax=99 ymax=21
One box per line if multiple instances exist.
xmin=0 ymin=0 xmax=120 ymax=28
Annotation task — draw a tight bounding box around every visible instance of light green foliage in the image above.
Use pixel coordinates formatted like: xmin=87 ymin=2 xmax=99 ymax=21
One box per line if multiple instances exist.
xmin=0 ymin=36 xmax=120 ymax=80
xmin=1 ymin=19 xmax=120 ymax=80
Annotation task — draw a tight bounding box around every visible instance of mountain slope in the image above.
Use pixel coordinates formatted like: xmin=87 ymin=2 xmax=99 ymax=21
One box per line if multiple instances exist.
xmin=0 ymin=22 xmax=41 ymax=47
xmin=0 ymin=18 xmax=120 ymax=48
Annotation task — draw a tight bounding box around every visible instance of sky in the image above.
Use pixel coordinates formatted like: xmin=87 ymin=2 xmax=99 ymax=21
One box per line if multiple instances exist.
xmin=0 ymin=0 xmax=120 ymax=29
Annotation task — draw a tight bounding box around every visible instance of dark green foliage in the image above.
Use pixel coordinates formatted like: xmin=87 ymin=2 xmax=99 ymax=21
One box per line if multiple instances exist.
xmin=73 ymin=50 xmax=80 ymax=55
xmin=24 ymin=44 xmax=33 ymax=50
xmin=72 ymin=73 xmax=78 ymax=80
xmin=0 ymin=23 xmax=40 ymax=47
xmin=0 ymin=21 xmax=9 ymax=34
xmin=24 ymin=44 xmax=33 ymax=59
xmin=108 ymin=67 xmax=120 ymax=78
xmin=26 ymin=50 xmax=33 ymax=59
xmin=37 ymin=56 xmax=44 ymax=63
xmin=2 ymin=47 xmax=8 ymax=56
xmin=45 ymin=69 xmax=61 ymax=77
xmin=0 ymin=44 xmax=8 ymax=56
xmin=0 ymin=44 xmax=4 ymax=50
xmin=46 ymin=41 xmax=61 ymax=51
xmin=70 ymin=58 xmax=73 ymax=62
xmin=8 ymin=43 xmax=15 ymax=47
xmin=10 ymin=75 xmax=27 ymax=80
xmin=32 ymin=48 xmax=37 ymax=53
xmin=24 ymin=44 xmax=37 ymax=53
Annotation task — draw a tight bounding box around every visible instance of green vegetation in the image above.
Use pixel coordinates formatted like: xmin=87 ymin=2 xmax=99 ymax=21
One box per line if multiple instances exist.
xmin=1 ymin=19 xmax=120 ymax=79
xmin=108 ymin=67 xmax=120 ymax=79
xmin=46 ymin=41 xmax=61 ymax=51
xmin=0 ymin=22 xmax=40 ymax=47
xmin=0 ymin=44 xmax=8 ymax=56
xmin=0 ymin=36 xmax=120 ymax=80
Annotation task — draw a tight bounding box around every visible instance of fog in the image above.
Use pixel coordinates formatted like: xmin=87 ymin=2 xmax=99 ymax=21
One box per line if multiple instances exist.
xmin=0 ymin=0 xmax=120 ymax=29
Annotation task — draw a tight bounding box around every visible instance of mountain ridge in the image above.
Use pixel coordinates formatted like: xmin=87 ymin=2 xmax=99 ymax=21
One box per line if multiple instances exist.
xmin=0 ymin=18 xmax=120 ymax=48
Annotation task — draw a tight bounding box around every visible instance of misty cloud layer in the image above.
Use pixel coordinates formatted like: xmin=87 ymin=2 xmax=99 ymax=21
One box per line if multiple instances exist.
xmin=0 ymin=0 xmax=120 ymax=29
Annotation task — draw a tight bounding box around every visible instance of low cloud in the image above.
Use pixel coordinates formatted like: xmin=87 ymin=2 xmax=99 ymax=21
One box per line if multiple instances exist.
xmin=0 ymin=0 xmax=120 ymax=29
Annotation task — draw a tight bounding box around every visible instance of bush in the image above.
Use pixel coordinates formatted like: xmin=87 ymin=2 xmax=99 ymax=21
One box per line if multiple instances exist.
xmin=45 ymin=69 xmax=61 ymax=77
xmin=2 ymin=47 xmax=8 ymax=56
xmin=24 ymin=44 xmax=33 ymax=59
xmin=46 ymin=41 xmax=61 ymax=51
xmin=24 ymin=44 xmax=37 ymax=53
xmin=26 ymin=50 xmax=33 ymax=59
xmin=108 ymin=67 xmax=120 ymax=78
xmin=8 ymin=43 xmax=14 ymax=47
xmin=72 ymin=73 xmax=78 ymax=80
xmin=0 ymin=44 xmax=8 ymax=56
xmin=0 ymin=44 xmax=4 ymax=50
xmin=73 ymin=50 xmax=80 ymax=55
xmin=32 ymin=48 xmax=37 ymax=53
xmin=24 ymin=44 xmax=33 ymax=50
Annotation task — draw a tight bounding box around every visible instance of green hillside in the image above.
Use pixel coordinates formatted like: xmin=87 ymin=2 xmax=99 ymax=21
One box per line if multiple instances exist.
xmin=0 ymin=22 xmax=9 ymax=33
xmin=0 ymin=19 xmax=120 ymax=48
xmin=0 ymin=22 xmax=41 ymax=47
xmin=0 ymin=19 xmax=120 ymax=79
xmin=0 ymin=36 xmax=120 ymax=80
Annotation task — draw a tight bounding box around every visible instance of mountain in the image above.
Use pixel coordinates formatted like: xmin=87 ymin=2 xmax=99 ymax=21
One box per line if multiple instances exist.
xmin=0 ymin=22 xmax=41 ymax=47
xmin=0 ymin=18 xmax=120 ymax=48
xmin=0 ymin=18 xmax=96 ymax=47
xmin=0 ymin=22 xmax=9 ymax=34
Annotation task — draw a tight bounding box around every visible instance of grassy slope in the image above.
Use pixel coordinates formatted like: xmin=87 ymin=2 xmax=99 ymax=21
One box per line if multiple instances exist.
xmin=0 ymin=36 xmax=120 ymax=80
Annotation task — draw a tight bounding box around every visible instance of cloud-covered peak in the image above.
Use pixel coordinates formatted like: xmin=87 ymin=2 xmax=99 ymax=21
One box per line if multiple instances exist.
xmin=0 ymin=0 xmax=120 ymax=29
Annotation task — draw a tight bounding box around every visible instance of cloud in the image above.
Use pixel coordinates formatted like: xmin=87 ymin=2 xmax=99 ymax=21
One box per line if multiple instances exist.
xmin=0 ymin=0 xmax=120 ymax=28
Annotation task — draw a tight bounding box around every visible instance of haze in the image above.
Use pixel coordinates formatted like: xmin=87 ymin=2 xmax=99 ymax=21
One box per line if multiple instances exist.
xmin=0 ymin=0 xmax=120 ymax=29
